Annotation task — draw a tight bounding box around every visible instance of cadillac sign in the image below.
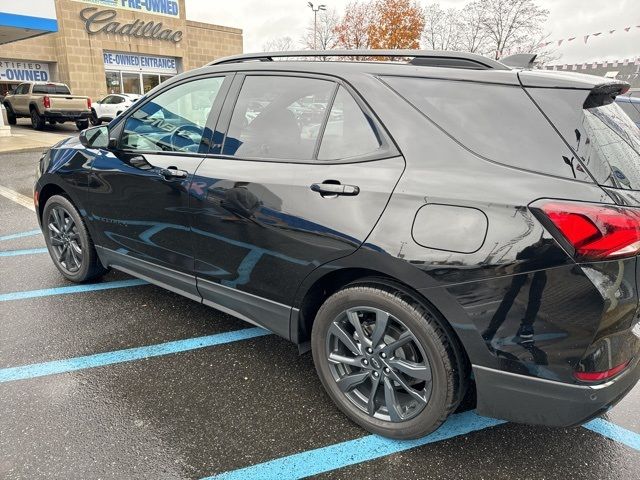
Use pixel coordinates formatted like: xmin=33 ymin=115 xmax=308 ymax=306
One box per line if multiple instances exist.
xmin=80 ymin=7 xmax=183 ymax=43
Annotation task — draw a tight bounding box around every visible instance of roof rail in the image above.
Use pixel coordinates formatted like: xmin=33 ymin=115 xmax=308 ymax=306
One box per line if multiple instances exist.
xmin=208 ymin=50 xmax=510 ymax=71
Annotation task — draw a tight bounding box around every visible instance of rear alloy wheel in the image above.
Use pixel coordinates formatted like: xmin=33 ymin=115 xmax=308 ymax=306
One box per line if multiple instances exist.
xmin=312 ymin=284 xmax=462 ymax=439
xmin=31 ymin=108 xmax=45 ymax=130
xmin=43 ymin=195 xmax=107 ymax=282
xmin=4 ymin=104 xmax=16 ymax=125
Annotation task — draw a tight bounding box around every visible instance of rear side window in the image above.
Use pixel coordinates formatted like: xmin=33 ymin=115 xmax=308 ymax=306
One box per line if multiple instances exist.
xmin=530 ymin=88 xmax=640 ymax=191
xmin=317 ymin=87 xmax=381 ymax=161
xmin=617 ymin=100 xmax=640 ymax=125
xmin=382 ymin=76 xmax=589 ymax=181
xmin=32 ymin=84 xmax=71 ymax=95
xmin=223 ymin=75 xmax=335 ymax=160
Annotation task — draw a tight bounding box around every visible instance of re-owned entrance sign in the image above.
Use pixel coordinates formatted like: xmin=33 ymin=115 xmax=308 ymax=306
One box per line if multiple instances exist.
xmin=0 ymin=60 xmax=50 ymax=82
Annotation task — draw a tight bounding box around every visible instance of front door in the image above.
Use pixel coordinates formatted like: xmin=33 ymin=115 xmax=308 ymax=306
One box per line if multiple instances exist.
xmin=86 ymin=74 xmax=231 ymax=299
xmin=190 ymin=74 xmax=404 ymax=337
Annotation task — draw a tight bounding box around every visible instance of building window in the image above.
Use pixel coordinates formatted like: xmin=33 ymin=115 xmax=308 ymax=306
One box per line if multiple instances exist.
xmin=105 ymin=71 xmax=121 ymax=94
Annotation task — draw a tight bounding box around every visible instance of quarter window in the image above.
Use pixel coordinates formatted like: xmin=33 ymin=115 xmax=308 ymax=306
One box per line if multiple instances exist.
xmin=222 ymin=75 xmax=335 ymax=160
xmin=121 ymin=76 xmax=224 ymax=153
xmin=318 ymin=87 xmax=381 ymax=160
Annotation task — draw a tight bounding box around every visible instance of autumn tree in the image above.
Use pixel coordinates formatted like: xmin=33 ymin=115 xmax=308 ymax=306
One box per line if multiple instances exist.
xmin=367 ymin=0 xmax=425 ymax=50
xmin=334 ymin=1 xmax=374 ymax=50
xmin=303 ymin=7 xmax=340 ymax=50
xmin=262 ymin=36 xmax=295 ymax=52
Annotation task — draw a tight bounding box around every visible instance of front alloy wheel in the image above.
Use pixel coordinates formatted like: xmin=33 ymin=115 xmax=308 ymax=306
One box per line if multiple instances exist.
xmin=326 ymin=307 xmax=432 ymax=422
xmin=47 ymin=205 xmax=83 ymax=273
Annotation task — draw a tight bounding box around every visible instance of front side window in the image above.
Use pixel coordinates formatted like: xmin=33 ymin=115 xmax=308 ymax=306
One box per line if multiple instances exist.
xmin=318 ymin=87 xmax=381 ymax=160
xmin=223 ymin=75 xmax=335 ymax=160
xmin=121 ymin=76 xmax=224 ymax=153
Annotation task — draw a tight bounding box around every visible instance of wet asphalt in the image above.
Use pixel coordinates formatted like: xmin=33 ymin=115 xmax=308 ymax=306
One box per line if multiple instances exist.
xmin=0 ymin=149 xmax=638 ymax=479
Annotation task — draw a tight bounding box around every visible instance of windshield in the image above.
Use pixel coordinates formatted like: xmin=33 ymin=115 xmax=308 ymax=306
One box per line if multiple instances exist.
xmin=582 ymin=102 xmax=640 ymax=190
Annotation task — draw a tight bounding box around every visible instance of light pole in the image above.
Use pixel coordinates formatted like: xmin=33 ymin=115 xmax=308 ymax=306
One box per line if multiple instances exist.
xmin=307 ymin=2 xmax=326 ymax=50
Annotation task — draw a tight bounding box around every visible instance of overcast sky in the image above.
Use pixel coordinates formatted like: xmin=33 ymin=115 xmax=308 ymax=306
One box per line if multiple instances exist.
xmin=185 ymin=0 xmax=639 ymax=64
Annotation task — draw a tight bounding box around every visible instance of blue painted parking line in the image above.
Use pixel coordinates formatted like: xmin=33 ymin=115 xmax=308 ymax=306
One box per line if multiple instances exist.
xmin=583 ymin=418 xmax=640 ymax=451
xmin=206 ymin=411 xmax=506 ymax=480
xmin=0 ymin=327 xmax=271 ymax=383
xmin=0 ymin=229 xmax=41 ymax=241
xmin=0 ymin=278 xmax=149 ymax=302
xmin=0 ymin=247 xmax=48 ymax=257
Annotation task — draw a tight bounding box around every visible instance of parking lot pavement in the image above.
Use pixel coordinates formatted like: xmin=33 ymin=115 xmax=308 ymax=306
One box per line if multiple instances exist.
xmin=1 ymin=149 xmax=639 ymax=479
xmin=0 ymin=119 xmax=78 ymax=154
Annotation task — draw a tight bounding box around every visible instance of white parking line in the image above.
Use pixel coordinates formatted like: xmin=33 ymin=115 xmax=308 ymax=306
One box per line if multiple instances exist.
xmin=0 ymin=184 xmax=35 ymax=212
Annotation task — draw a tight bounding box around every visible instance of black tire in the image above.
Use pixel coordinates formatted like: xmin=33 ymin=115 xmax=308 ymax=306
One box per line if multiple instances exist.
xmin=76 ymin=119 xmax=89 ymax=131
xmin=49 ymin=120 xmax=57 ymax=125
xmin=311 ymin=283 xmax=464 ymax=439
xmin=90 ymin=109 xmax=101 ymax=126
xmin=4 ymin=104 xmax=16 ymax=125
xmin=30 ymin=108 xmax=45 ymax=130
xmin=42 ymin=195 xmax=108 ymax=282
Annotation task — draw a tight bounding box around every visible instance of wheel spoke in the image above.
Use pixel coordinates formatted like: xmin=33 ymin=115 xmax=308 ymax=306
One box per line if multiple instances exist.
xmin=48 ymin=222 xmax=61 ymax=237
xmin=387 ymin=370 xmax=428 ymax=405
xmin=328 ymin=352 xmax=362 ymax=367
xmin=367 ymin=374 xmax=381 ymax=416
xmin=70 ymin=241 xmax=82 ymax=255
xmin=69 ymin=244 xmax=81 ymax=268
xmin=50 ymin=237 xmax=64 ymax=246
xmin=370 ymin=309 xmax=389 ymax=347
xmin=329 ymin=322 xmax=361 ymax=356
xmin=336 ymin=371 xmax=369 ymax=393
xmin=346 ymin=309 xmax=369 ymax=346
xmin=387 ymin=359 xmax=431 ymax=382
xmin=383 ymin=377 xmax=403 ymax=421
xmin=63 ymin=215 xmax=74 ymax=233
xmin=382 ymin=331 xmax=413 ymax=354
xmin=64 ymin=245 xmax=74 ymax=268
xmin=57 ymin=244 xmax=68 ymax=263
xmin=52 ymin=208 xmax=62 ymax=230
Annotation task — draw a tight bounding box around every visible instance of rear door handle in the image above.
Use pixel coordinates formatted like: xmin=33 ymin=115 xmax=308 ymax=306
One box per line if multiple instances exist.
xmin=311 ymin=182 xmax=360 ymax=196
xmin=159 ymin=166 xmax=188 ymax=179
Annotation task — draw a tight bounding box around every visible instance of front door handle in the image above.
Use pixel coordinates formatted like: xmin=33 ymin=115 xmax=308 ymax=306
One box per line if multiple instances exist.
xmin=311 ymin=182 xmax=360 ymax=197
xmin=159 ymin=166 xmax=188 ymax=179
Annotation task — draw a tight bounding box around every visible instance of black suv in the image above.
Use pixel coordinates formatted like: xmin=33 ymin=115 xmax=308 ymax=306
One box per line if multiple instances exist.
xmin=34 ymin=50 xmax=640 ymax=439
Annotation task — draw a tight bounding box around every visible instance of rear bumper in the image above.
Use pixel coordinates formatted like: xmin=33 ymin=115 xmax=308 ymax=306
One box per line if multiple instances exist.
xmin=474 ymin=357 xmax=640 ymax=426
xmin=44 ymin=111 xmax=91 ymax=121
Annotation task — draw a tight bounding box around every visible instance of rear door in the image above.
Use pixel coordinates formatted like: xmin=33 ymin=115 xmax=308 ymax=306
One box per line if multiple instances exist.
xmin=191 ymin=73 xmax=404 ymax=337
xmin=11 ymin=83 xmax=29 ymax=113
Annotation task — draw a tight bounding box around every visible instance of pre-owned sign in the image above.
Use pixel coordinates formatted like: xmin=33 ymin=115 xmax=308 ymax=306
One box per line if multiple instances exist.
xmin=74 ymin=0 xmax=180 ymax=18
xmin=80 ymin=7 xmax=183 ymax=43
xmin=0 ymin=60 xmax=50 ymax=82
xmin=103 ymin=51 xmax=178 ymax=74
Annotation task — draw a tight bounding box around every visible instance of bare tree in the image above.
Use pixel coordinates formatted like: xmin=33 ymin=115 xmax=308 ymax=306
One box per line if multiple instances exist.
xmin=479 ymin=0 xmax=549 ymax=59
xmin=302 ymin=8 xmax=340 ymax=50
xmin=422 ymin=3 xmax=463 ymax=51
xmin=262 ymin=36 xmax=296 ymax=52
xmin=459 ymin=1 xmax=489 ymax=53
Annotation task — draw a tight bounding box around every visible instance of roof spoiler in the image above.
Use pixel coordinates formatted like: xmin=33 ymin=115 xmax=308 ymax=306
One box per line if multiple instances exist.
xmin=500 ymin=53 xmax=537 ymax=69
xmin=583 ymin=82 xmax=631 ymax=109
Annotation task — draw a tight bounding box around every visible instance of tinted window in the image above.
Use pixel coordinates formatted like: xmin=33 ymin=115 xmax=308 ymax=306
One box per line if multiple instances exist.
xmin=121 ymin=76 xmax=224 ymax=153
xmin=617 ymin=100 xmax=640 ymax=125
xmin=530 ymin=88 xmax=640 ymax=191
xmin=223 ymin=76 xmax=335 ymax=160
xmin=32 ymin=84 xmax=71 ymax=94
xmin=318 ymin=87 xmax=381 ymax=160
xmin=15 ymin=84 xmax=28 ymax=94
xmin=383 ymin=76 xmax=590 ymax=181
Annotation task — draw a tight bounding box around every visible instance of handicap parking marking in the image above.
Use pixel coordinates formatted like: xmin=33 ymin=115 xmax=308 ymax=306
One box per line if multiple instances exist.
xmin=0 ymin=327 xmax=271 ymax=383
xmin=0 ymin=247 xmax=48 ymax=257
xmin=0 ymin=278 xmax=149 ymax=302
xmin=0 ymin=229 xmax=42 ymax=242
xmin=583 ymin=418 xmax=640 ymax=451
xmin=206 ymin=411 xmax=507 ymax=480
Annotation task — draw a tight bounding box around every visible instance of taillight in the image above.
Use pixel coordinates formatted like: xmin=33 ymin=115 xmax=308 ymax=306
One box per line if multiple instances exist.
xmin=87 ymin=98 xmax=92 ymax=109
xmin=532 ymin=200 xmax=640 ymax=261
xmin=43 ymin=96 xmax=50 ymax=109
xmin=574 ymin=361 xmax=630 ymax=382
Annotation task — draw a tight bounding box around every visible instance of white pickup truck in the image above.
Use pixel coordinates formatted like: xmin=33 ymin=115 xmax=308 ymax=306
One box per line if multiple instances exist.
xmin=3 ymin=82 xmax=92 ymax=131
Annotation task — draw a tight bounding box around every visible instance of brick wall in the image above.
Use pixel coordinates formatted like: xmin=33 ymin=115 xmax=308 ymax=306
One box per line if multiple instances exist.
xmin=0 ymin=0 xmax=242 ymax=99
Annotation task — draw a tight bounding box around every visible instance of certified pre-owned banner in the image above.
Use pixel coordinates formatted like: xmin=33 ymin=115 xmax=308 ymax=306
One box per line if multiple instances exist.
xmin=74 ymin=0 xmax=180 ymax=18
xmin=0 ymin=60 xmax=50 ymax=82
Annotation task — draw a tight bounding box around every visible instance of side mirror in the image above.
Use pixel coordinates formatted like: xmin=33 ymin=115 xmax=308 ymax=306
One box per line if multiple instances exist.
xmin=79 ymin=125 xmax=114 ymax=149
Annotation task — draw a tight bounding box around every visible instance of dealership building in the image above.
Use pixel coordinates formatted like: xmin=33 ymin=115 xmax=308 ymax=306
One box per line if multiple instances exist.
xmin=0 ymin=0 xmax=242 ymax=100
